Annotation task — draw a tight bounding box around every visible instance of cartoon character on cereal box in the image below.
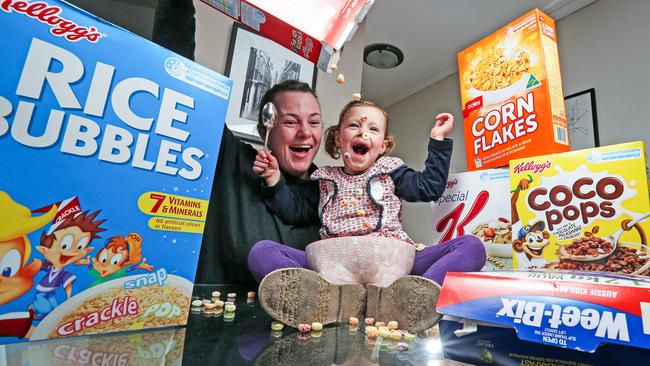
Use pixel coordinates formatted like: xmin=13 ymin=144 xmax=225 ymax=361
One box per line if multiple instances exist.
xmin=0 ymin=192 xmax=56 ymax=338
xmin=76 ymin=233 xmax=155 ymax=287
xmin=513 ymin=221 xmax=552 ymax=269
xmin=31 ymin=198 xmax=106 ymax=320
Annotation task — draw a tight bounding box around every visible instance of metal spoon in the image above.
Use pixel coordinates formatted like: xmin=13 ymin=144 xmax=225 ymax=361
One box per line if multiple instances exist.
xmin=261 ymin=102 xmax=277 ymax=151
xmin=557 ymin=211 xmax=650 ymax=262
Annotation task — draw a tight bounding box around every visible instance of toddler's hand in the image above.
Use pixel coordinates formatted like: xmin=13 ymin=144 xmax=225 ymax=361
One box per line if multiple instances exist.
xmin=431 ymin=113 xmax=454 ymax=140
xmin=253 ymin=150 xmax=281 ymax=186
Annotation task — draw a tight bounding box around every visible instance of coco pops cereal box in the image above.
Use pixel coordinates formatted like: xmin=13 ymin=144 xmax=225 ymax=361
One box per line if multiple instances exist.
xmin=0 ymin=0 xmax=231 ymax=343
xmin=509 ymin=142 xmax=650 ymax=275
xmin=432 ymin=169 xmax=512 ymax=268
xmin=458 ymin=8 xmax=569 ymax=171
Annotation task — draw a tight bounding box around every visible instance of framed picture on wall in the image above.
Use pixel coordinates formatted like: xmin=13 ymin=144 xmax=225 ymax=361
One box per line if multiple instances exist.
xmin=225 ymin=23 xmax=318 ymax=143
xmin=564 ymin=88 xmax=599 ymax=150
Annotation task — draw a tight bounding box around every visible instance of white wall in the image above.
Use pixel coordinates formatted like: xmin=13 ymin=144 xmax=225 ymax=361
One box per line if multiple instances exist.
xmin=387 ymin=0 xmax=650 ymax=245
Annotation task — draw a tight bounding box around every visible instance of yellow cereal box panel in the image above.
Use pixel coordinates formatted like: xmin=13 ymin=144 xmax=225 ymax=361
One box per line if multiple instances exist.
xmin=509 ymin=142 xmax=650 ymax=276
xmin=459 ymin=9 xmax=569 ymax=171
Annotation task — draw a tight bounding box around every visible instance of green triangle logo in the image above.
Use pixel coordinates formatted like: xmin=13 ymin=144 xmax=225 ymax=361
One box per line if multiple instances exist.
xmin=526 ymin=74 xmax=541 ymax=89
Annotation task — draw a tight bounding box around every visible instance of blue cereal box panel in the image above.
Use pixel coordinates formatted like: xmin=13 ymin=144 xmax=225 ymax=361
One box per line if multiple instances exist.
xmin=438 ymin=270 xmax=650 ymax=353
xmin=0 ymin=0 xmax=232 ymax=343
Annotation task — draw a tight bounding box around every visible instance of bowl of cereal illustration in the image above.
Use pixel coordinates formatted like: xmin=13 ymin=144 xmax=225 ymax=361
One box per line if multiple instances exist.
xmin=32 ymin=273 xmax=192 ymax=341
xmin=472 ymin=219 xmax=513 ymax=258
xmin=463 ymin=47 xmax=532 ymax=106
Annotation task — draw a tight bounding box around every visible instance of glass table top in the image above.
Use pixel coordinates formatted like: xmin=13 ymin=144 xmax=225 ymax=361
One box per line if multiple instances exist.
xmin=1 ymin=285 xmax=468 ymax=366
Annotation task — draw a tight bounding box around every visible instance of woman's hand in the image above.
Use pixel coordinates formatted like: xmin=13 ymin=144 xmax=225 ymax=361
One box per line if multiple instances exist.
xmin=253 ymin=150 xmax=281 ymax=186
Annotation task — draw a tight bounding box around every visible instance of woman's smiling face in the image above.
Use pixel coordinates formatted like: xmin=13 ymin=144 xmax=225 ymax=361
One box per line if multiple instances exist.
xmin=335 ymin=105 xmax=388 ymax=175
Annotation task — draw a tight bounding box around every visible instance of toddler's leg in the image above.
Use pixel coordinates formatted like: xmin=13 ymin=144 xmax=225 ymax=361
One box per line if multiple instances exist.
xmin=247 ymin=240 xmax=309 ymax=283
xmin=411 ymin=235 xmax=486 ymax=285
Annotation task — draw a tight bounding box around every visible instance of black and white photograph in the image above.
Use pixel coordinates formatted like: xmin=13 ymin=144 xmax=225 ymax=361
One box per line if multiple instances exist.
xmin=225 ymin=23 xmax=317 ymax=142
xmin=564 ymin=88 xmax=599 ymax=150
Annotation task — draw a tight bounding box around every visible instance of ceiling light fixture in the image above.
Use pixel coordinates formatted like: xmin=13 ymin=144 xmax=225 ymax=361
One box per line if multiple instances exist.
xmin=363 ymin=43 xmax=404 ymax=69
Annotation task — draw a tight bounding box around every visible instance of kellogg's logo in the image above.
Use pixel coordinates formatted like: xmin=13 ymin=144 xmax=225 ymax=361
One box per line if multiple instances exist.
xmin=513 ymin=160 xmax=552 ymax=174
xmin=1 ymin=0 xmax=103 ymax=42
xmin=446 ymin=178 xmax=458 ymax=189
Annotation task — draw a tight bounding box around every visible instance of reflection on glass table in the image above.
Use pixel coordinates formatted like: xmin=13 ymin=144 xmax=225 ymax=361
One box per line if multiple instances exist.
xmin=1 ymin=285 xmax=468 ymax=365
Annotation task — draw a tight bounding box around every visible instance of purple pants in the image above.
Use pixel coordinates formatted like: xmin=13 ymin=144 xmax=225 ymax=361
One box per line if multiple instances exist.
xmin=247 ymin=235 xmax=486 ymax=285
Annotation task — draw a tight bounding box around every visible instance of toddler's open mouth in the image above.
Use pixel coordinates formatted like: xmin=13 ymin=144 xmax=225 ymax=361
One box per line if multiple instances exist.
xmin=352 ymin=143 xmax=369 ymax=155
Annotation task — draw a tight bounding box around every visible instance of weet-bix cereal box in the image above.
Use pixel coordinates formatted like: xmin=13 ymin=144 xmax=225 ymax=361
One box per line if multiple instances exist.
xmin=509 ymin=142 xmax=650 ymax=275
xmin=438 ymin=270 xmax=650 ymax=353
xmin=0 ymin=0 xmax=231 ymax=343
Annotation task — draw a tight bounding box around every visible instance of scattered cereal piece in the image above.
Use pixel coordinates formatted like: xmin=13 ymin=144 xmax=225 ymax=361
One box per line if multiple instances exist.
xmin=387 ymin=321 xmax=399 ymax=330
xmin=415 ymin=243 xmax=426 ymax=251
xmin=211 ymin=291 xmax=221 ymax=298
xmin=365 ymin=326 xmax=379 ymax=338
xmin=360 ymin=114 xmax=368 ymax=122
xmin=378 ymin=326 xmax=389 ymax=333
xmin=364 ymin=317 xmax=375 ymax=325
xmin=349 ymin=317 xmax=359 ymax=326
xmin=355 ymin=189 xmax=364 ymax=196
xmin=247 ymin=291 xmax=256 ymax=299
xmin=390 ymin=330 xmax=402 ymax=340
xmin=329 ymin=63 xmax=338 ymax=72
xmin=201 ymin=299 xmax=211 ymax=306
xmin=298 ymin=323 xmax=312 ymax=333
xmin=224 ymin=303 xmax=236 ymax=312
xmin=214 ymin=300 xmax=225 ymax=308
xmin=357 ymin=209 xmax=367 ymax=217
xmin=224 ymin=312 xmax=235 ymax=321
xmin=378 ymin=328 xmax=391 ymax=338
xmin=311 ymin=322 xmax=323 ymax=331
xmin=271 ymin=321 xmax=285 ymax=331
xmin=336 ymin=74 xmax=345 ymax=84
xmin=204 ymin=303 xmax=217 ymax=314
xmin=352 ymin=93 xmax=361 ymax=101
xmin=396 ymin=342 xmax=410 ymax=352
xmin=191 ymin=300 xmax=203 ymax=308
xmin=404 ymin=333 xmax=416 ymax=341
xmin=343 ymin=152 xmax=351 ymax=159
xmin=362 ymin=221 xmax=371 ymax=229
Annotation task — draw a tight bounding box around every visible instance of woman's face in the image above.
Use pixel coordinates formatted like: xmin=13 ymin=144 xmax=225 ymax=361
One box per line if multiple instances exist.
xmin=335 ymin=106 xmax=387 ymax=175
xmin=266 ymin=92 xmax=323 ymax=179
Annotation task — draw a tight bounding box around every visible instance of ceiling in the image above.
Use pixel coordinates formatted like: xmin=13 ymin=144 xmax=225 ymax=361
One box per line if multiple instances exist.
xmin=361 ymin=0 xmax=596 ymax=106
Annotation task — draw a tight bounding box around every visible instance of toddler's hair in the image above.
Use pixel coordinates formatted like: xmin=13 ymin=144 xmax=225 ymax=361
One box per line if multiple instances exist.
xmin=324 ymin=100 xmax=395 ymax=159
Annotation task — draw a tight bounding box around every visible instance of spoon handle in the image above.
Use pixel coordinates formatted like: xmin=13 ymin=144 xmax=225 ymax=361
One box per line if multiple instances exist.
xmin=263 ymin=133 xmax=270 ymax=152
xmin=626 ymin=211 xmax=650 ymax=229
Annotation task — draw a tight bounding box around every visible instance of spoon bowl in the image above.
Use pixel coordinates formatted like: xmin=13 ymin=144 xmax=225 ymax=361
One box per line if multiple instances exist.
xmin=261 ymin=102 xmax=277 ymax=151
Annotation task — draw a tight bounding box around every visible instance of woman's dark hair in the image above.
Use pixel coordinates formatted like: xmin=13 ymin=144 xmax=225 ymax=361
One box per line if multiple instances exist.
xmin=324 ymin=100 xmax=395 ymax=159
xmin=257 ymin=80 xmax=319 ymax=132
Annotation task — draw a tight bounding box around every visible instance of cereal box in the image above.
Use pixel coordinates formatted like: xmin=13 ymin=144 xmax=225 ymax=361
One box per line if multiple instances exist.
xmin=200 ymin=0 xmax=373 ymax=71
xmin=509 ymin=142 xmax=650 ymax=274
xmin=438 ymin=270 xmax=650 ymax=354
xmin=0 ymin=0 xmax=231 ymax=343
xmin=431 ymin=169 xmax=512 ymax=269
xmin=458 ymin=8 xmax=569 ymax=171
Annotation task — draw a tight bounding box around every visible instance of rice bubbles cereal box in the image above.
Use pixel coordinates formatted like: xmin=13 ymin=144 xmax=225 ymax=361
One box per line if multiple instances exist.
xmin=0 ymin=0 xmax=231 ymax=343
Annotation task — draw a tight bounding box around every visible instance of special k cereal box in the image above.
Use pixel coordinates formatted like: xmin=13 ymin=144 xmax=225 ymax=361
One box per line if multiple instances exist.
xmin=0 ymin=0 xmax=231 ymax=343
xmin=432 ymin=169 xmax=512 ymax=268
xmin=509 ymin=142 xmax=650 ymax=275
xmin=458 ymin=8 xmax=569 ymax=171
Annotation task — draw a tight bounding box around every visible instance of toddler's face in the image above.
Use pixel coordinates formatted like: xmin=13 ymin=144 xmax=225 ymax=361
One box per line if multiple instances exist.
xmin=335 ymin=106 xmax=387 ymax=175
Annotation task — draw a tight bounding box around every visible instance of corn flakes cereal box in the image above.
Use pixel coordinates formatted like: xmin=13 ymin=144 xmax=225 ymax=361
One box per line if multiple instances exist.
xmin=431 ymin=169 xmax=512 ymax=269
xmin=509 ymin=142 xmax=650 ymax=275
xmin=0 ymin=0 xmax=231 ymax=343
xmin=458 ymin=8 xmax=569 ymax=171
